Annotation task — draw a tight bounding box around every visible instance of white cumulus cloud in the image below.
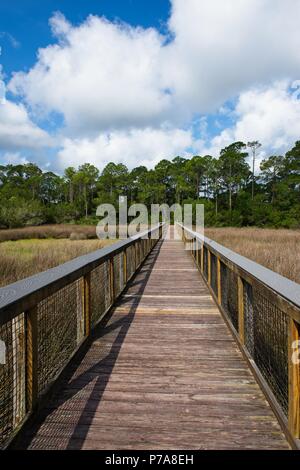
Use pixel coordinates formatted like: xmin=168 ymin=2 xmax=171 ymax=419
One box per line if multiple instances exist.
xmin=10 ymin=1 xmax=300 ymax=134
xmin=0 ymin=100 xmax=52 ymax=151
xmin=57 ymin=127 xmax=195 ymax=170
xmin=9 ymin=13 xmax=171 ymax=135
xmin=166 ymin=0 xmax=300 ymax=112
xmin=199 ymin=81 xmax=300 ymax=162
xmin=3 ymin=0 xmax=300 ymax=168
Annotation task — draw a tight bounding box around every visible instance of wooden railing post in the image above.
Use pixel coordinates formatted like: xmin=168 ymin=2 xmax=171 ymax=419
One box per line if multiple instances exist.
xmin=123 ymin=250 xmax=127 ymax=284
xmin=207 ymin=250 xmax=211 ymax=285
xmin=134 ymin=241 xmax=137 ymax=269
xmin=109 ymin=257 xmax=115 ymax=304
xmin=83 ymin=272 xmax=91 ymax=337
xmin=196 ymin=240 xmax=200 ymax=267
xmin=25 ymin=307 xmax=38 ymax=412
xmin=12 ymin=316 xmax=25 ymax=427
xmin=136 ymin=240 xmax=140 ymax=267
xmin=238 ymin=276 xmax=245 ymax=345
xmin=134 ymin=241 xmax=138 ymax=269
xmin=139 ymin=239 xmax=142 ymax=264
xmin=289 ymin=319 xmax=300 ymax=439
xmin=217 ymin=258 xmax=222 ymax=305
xmin=201 ymin=244 xmax=204 ymax=273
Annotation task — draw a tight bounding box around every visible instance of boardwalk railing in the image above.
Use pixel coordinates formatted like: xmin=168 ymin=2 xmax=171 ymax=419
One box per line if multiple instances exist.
xmin=0 ymin=224 xmax=163 ymax=449
xmin=177 ymin=223 xmax=300 ymax=448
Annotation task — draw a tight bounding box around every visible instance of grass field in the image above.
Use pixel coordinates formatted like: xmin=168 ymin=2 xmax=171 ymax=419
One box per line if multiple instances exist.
xmin=205 ymin=227 xmax=300 ymax=284
xmin=1 ymin=225 xmax=299 ymax=287
xmin=0 ymin=223 xmax=152 ymax=287
xmin=0 ymin=238 xmax=115 ymax=287
xmin=0 ymin=224 xmax=98 ymax=242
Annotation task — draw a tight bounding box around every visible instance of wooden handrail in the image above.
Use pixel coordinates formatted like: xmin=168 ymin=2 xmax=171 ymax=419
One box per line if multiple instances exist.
xmin=0 ymin=224 xmax=162 ymax=325
xmin=176 ymin=223 xmax=300 ymax=313
xmin=177 ymin=222 xmax=300 ymax=449
xmin=0 ymin=223 xmax=164 ymax=449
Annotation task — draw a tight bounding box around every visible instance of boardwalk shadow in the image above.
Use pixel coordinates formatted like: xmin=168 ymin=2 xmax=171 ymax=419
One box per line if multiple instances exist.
xmin=17 ymin=239 xmax=163 ymax=450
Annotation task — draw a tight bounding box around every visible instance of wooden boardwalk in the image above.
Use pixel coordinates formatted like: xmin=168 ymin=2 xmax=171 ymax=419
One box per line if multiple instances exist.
xmin=15 ymin=234 xmax=289 ymax=450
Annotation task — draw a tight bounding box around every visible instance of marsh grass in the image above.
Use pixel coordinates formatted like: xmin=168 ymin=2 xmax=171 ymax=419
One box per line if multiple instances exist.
xmin=2 ymin=225 xmax=298 ymax=287
xmin=0 ymin=238 xmax=115 ymax=287
xmin=205 ymin=227 xmax=300 ymax=284
xmin=0 ymin=224 xmax=98 ymax=242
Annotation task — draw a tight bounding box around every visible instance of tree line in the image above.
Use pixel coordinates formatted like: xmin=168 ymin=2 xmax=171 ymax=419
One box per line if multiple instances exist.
xmin=0 ymin=140 xmax=299 ymax=229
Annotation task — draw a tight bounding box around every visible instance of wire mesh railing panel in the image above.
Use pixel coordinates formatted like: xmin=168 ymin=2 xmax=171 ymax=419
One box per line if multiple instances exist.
xmin=152 ymin=227 xmax=160 ymax=242
xmin=140 ymin=240 xmax=144 ymax=261
xmin=141 ymin=239 xmax=146 ymax=259
xmin=0 ymin=313 xmax=26 ymax=448
xmin=243 ymin=280 xmax=255 ymax=357
xmin=177 ymin=223 xmax=300 ymax=440
xmin=211 ymin=253 xmax=218 ymax=296
xmin=145 ymin=238 xmax=149 ymax=256
xmin=113 ymin=252 xmax=124 ymax=298
xmin=196 ymin=242 xmax=201 ymax=268
xmin=252 ymin=287 xmax=289 ymax=416
xmin=137 ymin=241 xmax=142 ymax=267
xmin=203 ymin=246 xmax=208 ymax=281
xmin=90 ymin=261 xmax=110 ymax=328
xmin=191 ymin=239 xmax=196 ymax=261
xmin=144 ymin=238 xmax=150 ymax=259
xmin=126 ymin=245 xmax=135 ymax=280
xmin=134 ymin=242 xmax=138 ymax=269
xmin=220 ymin=261 xmax=228 ymax=314
xmin=220 ymin=262 xmax=239 ymax=332
xmin=146 ymin=238 xmax=150 ymax=256
xmin=0 ymin=225 xmax=161 ymax=449
xmin=37 ymin=279 xmax=83 ymax=396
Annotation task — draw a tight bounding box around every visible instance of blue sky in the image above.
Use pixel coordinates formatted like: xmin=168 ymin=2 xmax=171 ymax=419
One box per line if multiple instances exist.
xmin=0 ymin=0 xmax=170 ymax=77
xmin=1 ymin=0 xmax=300 ymax=172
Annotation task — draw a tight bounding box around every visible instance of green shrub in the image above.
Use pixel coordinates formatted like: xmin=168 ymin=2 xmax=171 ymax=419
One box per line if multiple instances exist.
xmin=0 ymin=197 xmax=45 ymax=228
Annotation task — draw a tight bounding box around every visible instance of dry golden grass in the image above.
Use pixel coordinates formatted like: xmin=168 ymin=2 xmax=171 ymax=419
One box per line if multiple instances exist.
xmin=0 ymin=238 xmax=115 ymax=287
xmin=205 ymin=227 xmax=300 ymax=284
xmin=0 ymin=224 xmax=98 ymax=242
